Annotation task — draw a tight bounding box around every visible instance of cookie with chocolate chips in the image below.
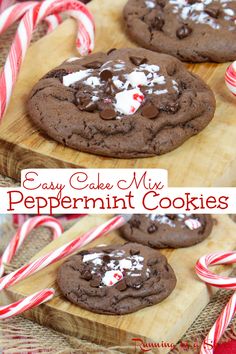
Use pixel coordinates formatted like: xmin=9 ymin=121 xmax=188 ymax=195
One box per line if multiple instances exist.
xmin=28 ymin=48 xmax=215 ymax=158
xmin=120 ymin=214 xmax=213 ymax=248
xmin=57 ymin=243 xmax=176 ymax=314
xmin=124 ymin=0 xmax=236 ymax=62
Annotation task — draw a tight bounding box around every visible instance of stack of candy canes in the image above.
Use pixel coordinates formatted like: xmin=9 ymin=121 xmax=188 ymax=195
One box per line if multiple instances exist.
xmin=0 ymin=214 xmax=235 ymax=354
xmin=0 ymin=0 xmax=95 ymax=121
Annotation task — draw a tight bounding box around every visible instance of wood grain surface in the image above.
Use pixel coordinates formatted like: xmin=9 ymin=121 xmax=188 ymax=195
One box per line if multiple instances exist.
xmin=1 ymin=214 xmax=236 ymax=353
xmin=0 ymin=0 xmax=235 ymax=186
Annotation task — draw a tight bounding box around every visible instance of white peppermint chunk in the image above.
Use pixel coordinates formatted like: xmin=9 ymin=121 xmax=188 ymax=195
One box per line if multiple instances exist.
xmin=154 ymin=89 xmax=168 ymax=95
xmin=145 ymin=0 xmax=155 ymax=9
xmin=152 ymin=74 xmax=166 ymax=85
xmin=126 ymin=71 xmax=148 ymax=87
xmin=119 ymin=259 xmax=132 ymax=269
xmin=112 ymin=78 xmax=125 ymax=89
xmin=224 ymin=8 xmax=234 ymax=16
xmin=185 ymin=218 xmax=201 ymax=230
xmin=63 ymin=70 xmax=91 ymax=86
xmin=84 ymin=76 xmax=101 ymax=88
xmin=114 ymin=88 xmax=144 ymax=115
xmin=102 ymin=270 xmax=123 ymax=286
xmin=83 ymin=252 xmax=103 ymax=262
xmin=139 ymin=63 xmax=160 ymax=72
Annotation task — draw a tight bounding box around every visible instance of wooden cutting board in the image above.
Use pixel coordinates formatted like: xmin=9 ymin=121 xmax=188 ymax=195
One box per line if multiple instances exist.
xmin=1 ymin=214 xmax=236 ymax=353
xmin=0 ymin=0 xmax=235 ymax=187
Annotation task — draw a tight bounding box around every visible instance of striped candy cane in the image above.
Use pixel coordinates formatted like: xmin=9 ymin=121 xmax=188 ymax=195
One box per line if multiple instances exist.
xmin=0 ymin=0 xmax=95 ymax=121
xmin=0 ymin=215 xmax=63 ymax=277
xmin=0 ymin=1 xmax=62 ymax=34
xmin=12 ymin=214 xmax=85 ymax=226
xmin=0 ymin=214 xmax=131 ymax=319
xmin=195 ymin=251 xmax=236 ymax=354
xmin=225 ymin=61 xmax=236 ymax=96
xmin=0 ymin=0 xmax=15 ymax=13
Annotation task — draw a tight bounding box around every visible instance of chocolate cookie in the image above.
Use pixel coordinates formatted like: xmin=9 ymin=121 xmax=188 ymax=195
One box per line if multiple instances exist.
xmin=57 ymin=243 xmax=176 ymax=314
xmin=27 ymin=48 xmax=215 ymax=158
xmin=124 ymin=0 xmax=236 ymax=62
xmin=120 ymin=214 xmax=213 ymax=248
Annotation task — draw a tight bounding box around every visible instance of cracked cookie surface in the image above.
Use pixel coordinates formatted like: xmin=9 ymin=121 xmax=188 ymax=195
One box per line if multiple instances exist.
xmin=120 ymin=214 xmax=213 ymax=248
xmin=28 ymin=48 xmax=215 ymax=158
xmin=124 ymin=0 xmax=236 ymax=62
xmin=57 ymin=243 xmax=176 ymax=314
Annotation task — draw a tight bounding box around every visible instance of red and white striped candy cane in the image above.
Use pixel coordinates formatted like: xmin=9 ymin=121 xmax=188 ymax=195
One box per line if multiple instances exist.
xmin=195 ymin=251 xmax=236 ymax=354
xmin=0 ymin=0 xmax=95 ymax=121
xmin=225 ymin=61 xmax=236 ymax=96
xmin=0 ymin=214 xmax=131 ymax=319
xmin=0 ymin=0 xmax=15 ymax=13
xmin=0 ymin=1 xmax=62 ymax=34
xmin=12 ymin=214 xmax=85 ymax=226
xmin=0 ymin=215 xmax=63 ymax=277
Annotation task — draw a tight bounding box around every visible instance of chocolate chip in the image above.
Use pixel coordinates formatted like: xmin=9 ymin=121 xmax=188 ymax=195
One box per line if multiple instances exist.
xmin=81 ymin=270 xmax=92 ymax=281
xmin=187 ymin=0 xmax=201 ymax=4
xmin=204 ymin=6 xmax=220 ymax=18
xmin=147 ymin=224 xmax=158 ymax=233
xmin=151 ymin=14 xmax=165 ymax=31
xmin=77 ymin=99 xmax=97 ymax=112
xmin=102 ymin=255 xmax=110 ymax=263
xmin=83 ymin=61 xmax=103 ymax=69
xmin=129 ymin=56 xmax=147 ymax=66
xmin=90 ymin=276 xmax=101 ymax=288
xmin=166 ymin=214 xmax=175 ymax=220
xmin=141 ymin=103 xmax=159 ymax=119
xmin=107 ymin=48 xmax=117 ymax=55
xmin=116 ymin=280 xmax=127 ymax=291
xmin=130 ymin=249 xmax=140 ymax=256
xmin=100 ymin=108 xmax=116 ymax=120
xmin=100 ymin=69 xmax=113 ymax=81
xmin=176 ymin=24 xmax=192 ymax=39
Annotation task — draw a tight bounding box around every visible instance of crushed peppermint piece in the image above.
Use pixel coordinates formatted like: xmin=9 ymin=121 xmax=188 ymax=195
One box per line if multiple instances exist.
xmin=114 ymin=88 xmax=144 ymax=115
xmin=63 ymin=70 xmax=91 ymax=86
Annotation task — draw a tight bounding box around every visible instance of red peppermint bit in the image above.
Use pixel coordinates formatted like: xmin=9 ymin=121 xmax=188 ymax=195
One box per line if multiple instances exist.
xmin=133 ymin=93 xmax=144 ymax=102
xmin=114 ymin=273 xmax=122 ymax=281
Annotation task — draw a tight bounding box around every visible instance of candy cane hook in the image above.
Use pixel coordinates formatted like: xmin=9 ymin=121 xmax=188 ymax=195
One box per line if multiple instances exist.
xmin=196 ymin=251 xmax=236 ymax=354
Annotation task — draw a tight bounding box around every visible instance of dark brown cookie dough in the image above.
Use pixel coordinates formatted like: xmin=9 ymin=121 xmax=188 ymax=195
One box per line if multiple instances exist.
xmin=120 ymin=214 xmax=213 ymax=248
xmin=57 ymin=243 xmax=176 ymax=314
xmin=27 ymin=48 xmax=215 ymax=158
xmin=124 ymin=0 xmax=236 ymax=62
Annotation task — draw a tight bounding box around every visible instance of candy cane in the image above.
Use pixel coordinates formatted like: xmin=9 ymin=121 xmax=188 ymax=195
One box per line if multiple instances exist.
xmin=44 ymin=13 xmax=62 ymax=33
xmin=12 ymin=214 xmax=85 ymax=226
xmin=0 ymin=0 xmax=15 ymax=14
xmin=225 ymin=61 xmax=236 ymax=96
xmin=195 ymin=251 xmax=236 ymax=354
xmin=0 ymin=214 xmax=131 ymax=319
xmin=0 ymin=0 xmax=95 ymax=121
xmin=0 ymin=1 xmax=62 ymax=35
xmin=0 ymin=215 xmax=63 ymax=277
